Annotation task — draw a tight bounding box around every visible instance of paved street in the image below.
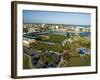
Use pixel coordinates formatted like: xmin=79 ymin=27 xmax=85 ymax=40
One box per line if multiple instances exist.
xmin=23 ymin=46 xmax=62 ymax=68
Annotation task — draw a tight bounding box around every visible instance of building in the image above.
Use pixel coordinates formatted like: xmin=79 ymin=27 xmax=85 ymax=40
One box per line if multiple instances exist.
xmin=23 ymin=38 xmax=36 ymax=48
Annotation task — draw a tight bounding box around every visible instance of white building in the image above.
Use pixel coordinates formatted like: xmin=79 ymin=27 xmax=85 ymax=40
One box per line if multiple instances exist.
xmin=23 ymin=38 xmax=36 ymax=48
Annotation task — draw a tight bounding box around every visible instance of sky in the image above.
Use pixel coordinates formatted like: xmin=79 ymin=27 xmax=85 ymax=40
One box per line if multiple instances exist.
xmin=23 ymin=10 xmax=91 ymax=26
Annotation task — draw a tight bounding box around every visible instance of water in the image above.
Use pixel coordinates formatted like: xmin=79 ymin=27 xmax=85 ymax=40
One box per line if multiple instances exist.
xmin=79 ymin=32 xmax=91 ymax=38
xmin=49 ymin=30 xmax=91 ymax=38
xmin=77 ymin=47 xmax=91 ymax=54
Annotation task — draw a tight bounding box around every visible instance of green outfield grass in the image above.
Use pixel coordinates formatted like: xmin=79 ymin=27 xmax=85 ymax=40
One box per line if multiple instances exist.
xmin=42 ymin=33 xmax=66 ymax=43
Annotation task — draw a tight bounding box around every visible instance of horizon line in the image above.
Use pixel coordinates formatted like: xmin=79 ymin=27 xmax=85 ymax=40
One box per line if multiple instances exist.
xmin=23 ymin=23 xmax=90 ymax=27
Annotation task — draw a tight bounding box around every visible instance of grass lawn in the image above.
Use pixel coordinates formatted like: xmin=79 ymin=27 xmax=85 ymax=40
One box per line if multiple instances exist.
xmin=39 ymin=54 xmax=53 ymax=64
xmin=33 ymin=41 xmax=63 ymax=53
xmin=42 ymin=34 xmax=66 ymax=43
xmin=23 ymin=54 xmax=30 ymax=69
xmin=67 ymin=54 xmax=91 ymax=67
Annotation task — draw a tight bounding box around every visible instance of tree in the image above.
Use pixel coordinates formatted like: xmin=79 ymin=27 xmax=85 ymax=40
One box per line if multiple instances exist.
xmin=67 ymin=32 xmax=70 ymax=38
xmin=79 ymin=28 xmax=83 ymax=32
xmin=23 ymin=28 xmax=28 ymax=33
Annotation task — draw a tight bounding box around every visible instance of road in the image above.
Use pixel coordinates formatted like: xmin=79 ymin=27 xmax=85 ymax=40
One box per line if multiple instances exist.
xmin=23 ymin=46 xmax=62 ymax=68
